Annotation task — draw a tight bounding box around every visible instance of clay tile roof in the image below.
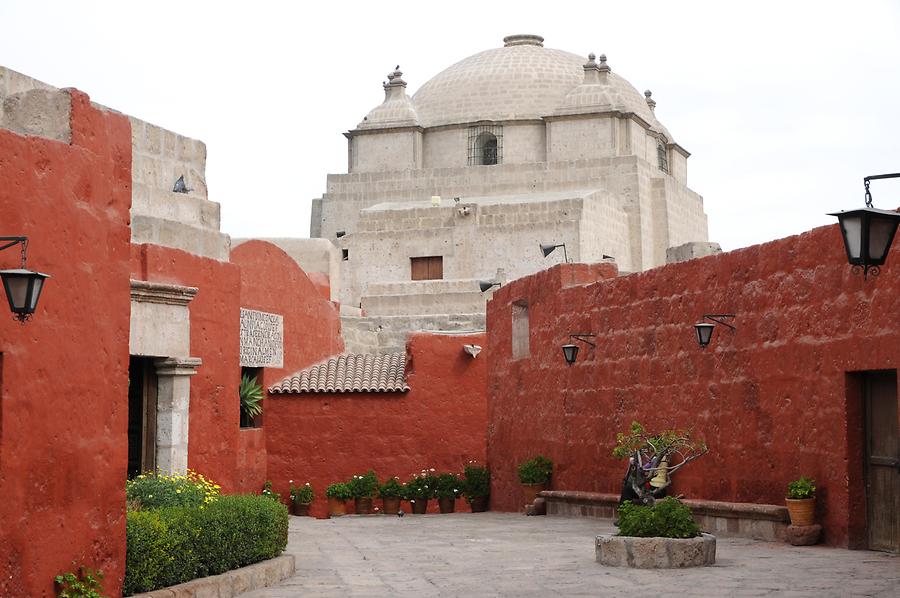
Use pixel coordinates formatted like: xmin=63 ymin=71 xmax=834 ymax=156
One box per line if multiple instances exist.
xmin=269 ymin=353 xmax=409 ymax=394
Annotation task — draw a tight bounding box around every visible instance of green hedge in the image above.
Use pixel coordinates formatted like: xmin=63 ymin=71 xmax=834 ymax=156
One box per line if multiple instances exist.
xmin=617 ymin=497 xmax=701 ymax=539
xmin=124 ymin=495 xmax=288 ymax=596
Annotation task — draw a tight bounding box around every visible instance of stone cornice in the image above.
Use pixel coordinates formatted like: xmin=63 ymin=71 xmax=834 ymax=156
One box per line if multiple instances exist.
xmin=668 ymin=142 xmax=691 ymax=158
xmin=154 ymin=356 xmax=203 ymax=376
xmin=130 ymin=280 xmax=198 ymax=306
xmin=344 ymin=125 xmax=424 ymax=139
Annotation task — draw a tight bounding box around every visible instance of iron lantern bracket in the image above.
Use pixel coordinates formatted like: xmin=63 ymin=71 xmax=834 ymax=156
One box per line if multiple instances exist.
xmin=568 ymin=333 xmax=597 ymax=348
xmin=700 ymin=314 xmax=736 ymax=330
xmin=0 ymin=236 xmax=28 ymax=267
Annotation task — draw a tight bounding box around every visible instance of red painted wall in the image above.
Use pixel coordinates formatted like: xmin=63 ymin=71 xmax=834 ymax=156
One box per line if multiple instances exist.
xmin=266 ymin=332 xmax=487 ymax=518
xmin=486 ymin=225 xmax=900 ymax=547
xmin=0 ymin=91 xmax=132 ymax=597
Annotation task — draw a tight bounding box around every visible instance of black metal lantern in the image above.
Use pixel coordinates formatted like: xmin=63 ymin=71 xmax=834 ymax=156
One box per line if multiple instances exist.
xmin=0 ymin=237 xmax=50 ymax=323
xmin=693 ymin=314 xmax=735 ymax=349
xmin=829 ymin=173 xmax=900 ymax=278
xmin=561 ymin=343 xmax=579 ymax=365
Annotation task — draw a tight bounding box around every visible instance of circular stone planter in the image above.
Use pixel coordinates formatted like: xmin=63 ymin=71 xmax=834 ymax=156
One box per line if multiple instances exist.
xmin=596 ymin=533 xmax=716 ymax=568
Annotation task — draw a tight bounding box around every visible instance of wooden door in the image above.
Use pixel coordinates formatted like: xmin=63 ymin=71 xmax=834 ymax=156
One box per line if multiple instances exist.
xmin=127 ymin=357 xmax=157 ymax=478
xmin=865 ymin=370 xmax=899 ymax=552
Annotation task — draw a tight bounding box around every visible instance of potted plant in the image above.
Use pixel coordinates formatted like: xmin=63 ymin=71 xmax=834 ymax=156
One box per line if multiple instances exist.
xmin=785 ymin=476 xmax=816 ymax=526
xmin=325 ymin=482 xmax=352 ymax=517
xmin=517 ymin=456 xmax=553 ymax=507
xmin=435 ymin=472 xmax=462 ymax=513
xmin=289 ymin=480 xmax=314 ymax=516
xmin=463 ymin=461 xmax=490 ymax=512
xmin=379 ymin=477 xmax=404 ymax=515
xmin=349 ymin=470 xmax=379 ymax=515
xmin=260 ymin=480 xmax=280 ymax=502
xmin=405 ymin=469 xmax=437 ymax=514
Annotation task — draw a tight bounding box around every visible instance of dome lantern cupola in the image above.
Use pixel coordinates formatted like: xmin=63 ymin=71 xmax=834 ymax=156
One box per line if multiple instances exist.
xmin=357 ymin=65 xmax=420 ymax=130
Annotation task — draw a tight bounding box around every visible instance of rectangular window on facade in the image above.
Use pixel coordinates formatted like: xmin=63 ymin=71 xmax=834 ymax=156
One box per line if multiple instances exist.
xmin=342 ymin=249 xmax=349 ymax=261
xmin=240 ymin=366 xmax=264 ymax=429
xmin=410 ymin=256 xmax=443 ymax=281
xmin=511 ymin=300 xmax=530 ymax=359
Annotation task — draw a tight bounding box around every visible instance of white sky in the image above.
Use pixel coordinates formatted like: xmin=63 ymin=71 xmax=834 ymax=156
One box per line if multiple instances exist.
xmin=1 ymin=0 xmax=898 ymax=251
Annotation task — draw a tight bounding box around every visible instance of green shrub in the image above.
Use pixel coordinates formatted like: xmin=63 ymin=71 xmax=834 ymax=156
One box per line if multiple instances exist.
xmin=463 ymin=462 xmax=490 ymax=500
xmin=55 ymin=566 xmax=104 ymax=598
xmin=325 ymin=482 xmax=353 ymax=500
xmin=787 ymin=476 xmax=816 ymax=499
xmin=434 ymin=472 xmax=462 ymax=500
xmin=123 ymin=495 xmax=288 ymax=596
xmin=616 ymin=497 xmax=701 ymax=539
xmin=126 ymin=470 xmax=220 ymax=510
xmin=517 ymin=456 xmax=553 ymax=485
xmin=404 ymin=470 xmax=438 ymax=500
xmin=348 ymin=470 xmax=379 ymax=498
xmin=378 ymin=477 xmax=404 ymax=498
xmin=290 ymin=481 xmax=314 ymax=504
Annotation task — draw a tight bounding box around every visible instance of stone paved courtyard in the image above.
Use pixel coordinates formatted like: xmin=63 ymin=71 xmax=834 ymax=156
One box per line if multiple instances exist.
xmin=243 ymin=513 xmax=899 ymax=598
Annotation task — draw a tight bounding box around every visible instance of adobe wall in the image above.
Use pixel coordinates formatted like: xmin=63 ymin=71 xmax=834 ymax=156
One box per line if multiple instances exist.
xmin=0 ymin=89 xmax=132 ymax=597
xmin=265 ymin=332 xmax=487 ymax=518
xmin=485 ymin=225 xmax=900 ymax=547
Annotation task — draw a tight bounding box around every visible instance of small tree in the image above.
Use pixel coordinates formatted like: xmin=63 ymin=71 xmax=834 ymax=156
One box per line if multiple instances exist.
xmin=612 ymin=421 xmax=707 ymax=506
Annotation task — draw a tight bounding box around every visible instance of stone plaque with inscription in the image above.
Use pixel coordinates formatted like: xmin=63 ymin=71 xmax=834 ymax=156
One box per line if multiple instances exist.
xmin=240 ymin=308 xmax=284 ymax=368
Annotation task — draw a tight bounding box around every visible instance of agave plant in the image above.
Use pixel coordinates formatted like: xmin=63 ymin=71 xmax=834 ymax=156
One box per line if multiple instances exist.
xmin=239 ymin=374 xmax=264 ymax=418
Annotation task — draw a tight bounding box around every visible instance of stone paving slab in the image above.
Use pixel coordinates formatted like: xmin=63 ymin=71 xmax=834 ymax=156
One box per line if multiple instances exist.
xmin=241 ymin=513 xmax=899 ymax=598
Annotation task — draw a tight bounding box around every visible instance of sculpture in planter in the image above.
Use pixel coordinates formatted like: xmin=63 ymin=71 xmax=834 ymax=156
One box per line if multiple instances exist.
xmin=289 ymin=481 xmax=314 ymax=516
xmin=435 ymin=472 xmax=462 ymax=513
xmin=325 ymin=482 xmax=352 ymax=517
xmin=463 ymin=461 xmax=490 ymax=512
xmin=612 ymin=421 xmax=707 ymax=506
xmin=379 ymin=477 xmax=404 ymax=515
xmin=349 ymin=470 xmax=379 ymax=514
xmin=517 ymin=455 xmax=552 ymax=507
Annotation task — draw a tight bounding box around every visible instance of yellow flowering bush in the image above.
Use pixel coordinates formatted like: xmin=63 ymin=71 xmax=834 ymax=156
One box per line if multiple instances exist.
xmin=126 ymin=469 xmax=221 ymax=510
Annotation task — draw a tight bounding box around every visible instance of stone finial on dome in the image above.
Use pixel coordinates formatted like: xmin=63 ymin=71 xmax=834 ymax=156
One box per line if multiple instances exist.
xmin=503 ymin=34 xmax=544 ymax=47
xmin=385 ymin=66 xmax=407 ymax=90
xmin=644 ymin=90 xmax=656 ymax=112
xmin=582 ymin=52 xmax=603 ymax=84
xmin=358 ymin=65 xmax=419 ymax=129
xmin=597 ymin=54 xmax=611 ymax=73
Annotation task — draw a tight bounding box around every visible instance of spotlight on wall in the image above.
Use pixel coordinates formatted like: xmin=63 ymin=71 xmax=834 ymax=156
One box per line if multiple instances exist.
xmin=478 ymin=280 xmax=501 ymax=293
xmin=694 ymin=314 xmax=736 ymax=348
xmin=540 ymin=243 xmax=568 ymax=263
xmin=828 ymin=173 xmax=900 ymax=279
xmin=561 ymin=333 xmax=596 ymax=365
xmin=335 ymin=230 xmax=346 ymax=238
xmin=0 ymin=236 xmax=50 ymax=323
xmin=602 ymin=254 xmax=615 ymax=260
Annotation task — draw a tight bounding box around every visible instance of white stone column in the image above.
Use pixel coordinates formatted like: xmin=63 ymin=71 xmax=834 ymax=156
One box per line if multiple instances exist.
xmin=153 ymin=357 xmax=202 ymax=475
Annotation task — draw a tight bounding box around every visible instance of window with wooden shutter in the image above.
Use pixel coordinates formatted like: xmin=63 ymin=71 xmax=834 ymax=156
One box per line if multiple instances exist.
xmin=410 ymin=256 xmax=443 ymax=280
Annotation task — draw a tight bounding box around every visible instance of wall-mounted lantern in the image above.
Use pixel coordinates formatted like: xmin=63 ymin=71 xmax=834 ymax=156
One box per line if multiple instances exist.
xmin=828 ymin=173 xmax=900 ymax=279
xmin=694 ymin=314 xmax=735 ymax=348
xmin=561 ymin=333 xmax=596 ymax=365
xmin=540 ymin=243 xmax=569 ymax=263
xmin=478 ymin=280 xmax=501 ymax=293
xmin=0 ymin=236 xmax=50 ymax=323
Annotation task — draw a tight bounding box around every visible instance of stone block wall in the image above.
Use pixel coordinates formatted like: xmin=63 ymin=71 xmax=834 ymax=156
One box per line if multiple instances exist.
xmin=485 ymin=224 xmax=900 ymax=547
xmin=265 ymin=332 xmax=488 ymax=518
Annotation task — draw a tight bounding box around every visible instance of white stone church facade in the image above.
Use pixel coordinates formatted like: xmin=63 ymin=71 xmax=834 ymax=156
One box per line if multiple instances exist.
xmin=309 ymin=34 xmax=714 ymax=352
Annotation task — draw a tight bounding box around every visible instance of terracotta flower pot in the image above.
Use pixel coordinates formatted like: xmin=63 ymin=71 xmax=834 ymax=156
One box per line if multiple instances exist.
xmin=355 ymin=497 xmax=374 ymax=515
xmin=382 ymin=496 xmax=401 ymax=515
xmin=410 ymin=498 xmax=428 ymax=514
xmin=468 ymin=495 xmax=489 ymax=513
xmin=786 ymin=497 xmax=815 ymax=526
xmin=438 ymin=497 xmax=456 ymax=513
xmin=327 ymin=496 xmax=347 ymax=517
xmin=293 ymin=501 xmax=311 ymax=517
xmin=522 ymin=482 xmax=548 ymax=507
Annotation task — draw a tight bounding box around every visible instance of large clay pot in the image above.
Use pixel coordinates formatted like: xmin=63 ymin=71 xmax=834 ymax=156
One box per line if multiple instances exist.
xmin=382 ymin=496 xmax=401 ymax=515
xmin=469 ymin=495 xmax=489 ymax=513
xmin=522 ymin=482 xmax=548 ymax=508
xmin=438 ymin=497 xmax=456 ymax=513
xmin=786 ymin=498 xmax=815 ymax=526
xmin=293 ymin=501 xmax=311 ymax=517
xmin=327 ymin=497 xmax=347 ymax=517
xmin=410 ymin=498 xmax=428 ymax=514
xmin=355 ymin=497 xmax=374 ymax=515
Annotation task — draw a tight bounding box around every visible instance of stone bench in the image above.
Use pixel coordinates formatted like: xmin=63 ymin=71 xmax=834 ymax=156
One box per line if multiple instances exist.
xmin=539 ymin=491 xmax=789 ymax=542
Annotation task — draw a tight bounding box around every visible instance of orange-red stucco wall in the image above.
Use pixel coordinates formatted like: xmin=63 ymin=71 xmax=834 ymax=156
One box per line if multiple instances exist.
xmin=266 ymin=332 xmax=488 ymax=518
xmin=485 ymin=225 xmax=900 ymax=547
xmin=0 ymin=91 xmax=133 ymax=597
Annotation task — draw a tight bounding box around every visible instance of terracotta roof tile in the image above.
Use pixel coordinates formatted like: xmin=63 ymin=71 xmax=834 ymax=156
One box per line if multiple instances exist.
xmin=269 ymin=353 xmax=409 ymax=394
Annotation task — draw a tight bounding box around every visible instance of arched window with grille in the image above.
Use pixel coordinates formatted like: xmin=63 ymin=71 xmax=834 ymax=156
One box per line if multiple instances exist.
xmin=468 ymin=125 xmax=503 ymax=166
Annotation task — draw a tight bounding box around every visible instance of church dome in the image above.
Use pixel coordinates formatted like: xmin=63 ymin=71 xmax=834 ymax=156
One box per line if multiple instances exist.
xmin=410 ymin=34 xmax=668 ymax=137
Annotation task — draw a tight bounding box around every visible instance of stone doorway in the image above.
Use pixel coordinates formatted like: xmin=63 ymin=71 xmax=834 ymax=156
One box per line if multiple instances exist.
xmin=127 ymin=356 xmax=157 ymax=478
xmin=863 ymin=370 xmax=899 ymax=553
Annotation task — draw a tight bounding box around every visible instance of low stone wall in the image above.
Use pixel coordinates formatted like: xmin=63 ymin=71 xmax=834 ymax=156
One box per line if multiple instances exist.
xmin=130 ymin=554 xmax=295 ymax=598
xmin=541 ymin=491 xmax=789 ymax=542
xmin=596 ymin=533 xmax=716 ymax=568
